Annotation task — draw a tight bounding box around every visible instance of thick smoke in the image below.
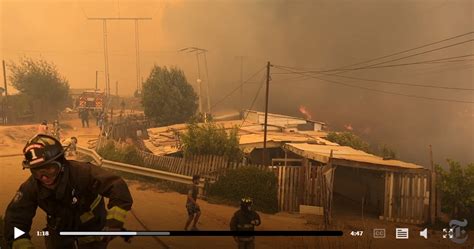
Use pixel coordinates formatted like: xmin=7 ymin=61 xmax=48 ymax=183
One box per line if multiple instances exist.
xmin=1 ymin=0 xmax=472 ymax=166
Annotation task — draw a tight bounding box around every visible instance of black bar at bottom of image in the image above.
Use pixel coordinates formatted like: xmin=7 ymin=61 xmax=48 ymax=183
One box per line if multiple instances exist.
xmin=151 ymin=231 xmax=343 ymax=237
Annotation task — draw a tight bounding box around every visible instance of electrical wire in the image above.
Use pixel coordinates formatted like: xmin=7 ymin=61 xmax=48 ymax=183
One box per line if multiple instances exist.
xmin=272 ymin=65 xmax=474 ymax=104
xmin=277 ymin=39 xmax=474 ymax=74
xmin=271 ymin=66 xmax=474 ymax=91
xmin=240 ymin=74 xmax=267 ymax=127
xmin=210 ymin=66 xmax=266 ymax=111
xmin=278 ymin=31 xmax=474 ymax=73
xmin=321 ymin=73 xmax=474 ymax=91
xmin=335 ymin=31 xmax=474 ymax=70
xmin=271 ymin=56 xmax=474 ymax=74
xmin=327 ymin=43 xmax=474 ymax=73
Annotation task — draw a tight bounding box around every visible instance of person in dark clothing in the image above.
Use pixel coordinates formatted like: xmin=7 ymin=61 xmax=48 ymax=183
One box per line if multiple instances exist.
xmin=230 ymin=197 xmax=261 ymax=249
xmin=3 ymin=134 xmax=133 ymax=249
xmin=79 ymin=109 xmax=89 ymax=128
xmin=184 ymin=175 xmax=201 ymax=231
xmin=94 ymin=111 xmax=100 ymax=126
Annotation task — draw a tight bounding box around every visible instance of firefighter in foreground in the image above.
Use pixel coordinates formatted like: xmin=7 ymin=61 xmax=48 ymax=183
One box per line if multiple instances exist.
xmin=3 ymin=134 xmax=133 ymax=249
xmin=230 ymin=197 xmax=261 ymax=249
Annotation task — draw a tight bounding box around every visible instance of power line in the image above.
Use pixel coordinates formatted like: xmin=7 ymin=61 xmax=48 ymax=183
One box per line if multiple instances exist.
xmin=281 ymin=39 xmax=474 ymax=74
xmin=335 ymin=31 xmax=474 ymax=70
xmin=274 ymin=53 xmax=474 ymax=75
xmin=397 ymin=62 xmax=474 ymax=79
xmin=336 ymin=39 xmax=474 ymax=72
xmin=322 ymin=73 xmax=474 ymax=91
xmin=240 ymin=73 xmax=267 ymax=127
xmin=210 ymin=66 xmax=266 ymax=111
xmin=272 ymin=64 xmax=474 ymax=91
xmin=272 ymin=65 xmax=474 ymax=104
xmin=284 ymin=31 xmax=474 ymax=73
xmin=362 ymin=54 xmax=474 ymax=69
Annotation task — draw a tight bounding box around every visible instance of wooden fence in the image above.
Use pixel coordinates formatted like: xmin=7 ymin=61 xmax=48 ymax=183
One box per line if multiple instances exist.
xmin=277 ymin=166 xmax=301 ymax=212
xmin=276 ymin=164 xmax=335 ymax=216
xmin=137 ymin=149 xmax=269 ymax=179
xmin=380 ymin=172 xmax=429 ymax=224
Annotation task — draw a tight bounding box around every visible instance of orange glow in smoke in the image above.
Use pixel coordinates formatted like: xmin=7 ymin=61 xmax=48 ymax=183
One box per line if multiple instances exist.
xmin=298 ymin=105 xmax=312 ymax=120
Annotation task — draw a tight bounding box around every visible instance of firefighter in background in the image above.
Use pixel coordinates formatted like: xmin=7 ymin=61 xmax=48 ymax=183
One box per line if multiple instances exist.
xmin=79 ymin=109 xmax=89 ymax=128
xmin=52 ymin=120 xmax=61 ymax=140
xmin=3 ymin=134 xmax=133 ymax=249
xmin=37 ymin=120 xmax=49 ymax=135
xmin=230 ymin=197 xmax=261 ymax=249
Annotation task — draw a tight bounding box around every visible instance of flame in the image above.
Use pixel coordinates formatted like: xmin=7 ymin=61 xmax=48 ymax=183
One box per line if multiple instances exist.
xmin=344 ymin=124 xmax=353 ymax=131
xmin=298 ymin=105 xmax=312 ymax=120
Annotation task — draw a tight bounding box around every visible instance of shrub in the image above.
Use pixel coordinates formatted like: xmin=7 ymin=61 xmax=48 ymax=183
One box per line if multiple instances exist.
xmin=327 ymin=131 xmax=397 ymax=159
xmin=326 ymin=131 xmax=370 ymax=152
xmin=97 ymin=140 xmax=144 ymax=166
xmin=142 ymin=66 xmax=198 ymax=126
xmin=436 ymin=159 xmax=474 ymax=220
xmin=180 ymin=122 xmax=242 ymax=162
xmin=208 ymin=166 xmax=278 ymax=213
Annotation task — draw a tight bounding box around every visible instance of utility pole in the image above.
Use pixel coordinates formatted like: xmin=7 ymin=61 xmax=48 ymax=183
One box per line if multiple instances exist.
xmin=262 ymin=61 xmax=271 ymax=166
xmin=103 ymin=20 xmax=110 ymax=97
xmin=196 ymin=52 xmax=202 ymax=113
xmin=203 ymin=52 xmax=211 ymax=114
xmin=179 ymin=47 xmax=211 ymax=114
xmin=88 ymin=17 xmax=152 ymax=98
xmin=116 ymin=81 xmax=118 ymax=97
xmin=429 ymin=145 xmax=437 ymax=224
xmin=235 ymin=56 xmax=246 ymax=112
xmin=135 ymin=20 xmax=142 ymax=94
xmin=95 ymin=70 xmax=104 ymax=91
xmin=2 ymin=60 xmax=8 ymax=124
xmin=95 ymin=70 xmax=98 ymax=90
xmin=197 ymin=78 xmax=202 ymax=113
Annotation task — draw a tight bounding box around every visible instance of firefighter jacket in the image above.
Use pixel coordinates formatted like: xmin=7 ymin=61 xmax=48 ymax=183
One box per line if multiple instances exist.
xmin=3 ymin=160 xmax=133 ymax=248
xmin=230 ymin=209 xmax=261 ymax=240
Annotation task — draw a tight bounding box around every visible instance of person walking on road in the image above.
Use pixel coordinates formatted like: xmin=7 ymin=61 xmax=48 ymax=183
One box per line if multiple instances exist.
xmin=184 ymin=175 xmax=201 ymax=231
xmin=52 ymin=120 xmax=61 ymax=140
xmin=79 ymin=109 xmax=89 ymax=128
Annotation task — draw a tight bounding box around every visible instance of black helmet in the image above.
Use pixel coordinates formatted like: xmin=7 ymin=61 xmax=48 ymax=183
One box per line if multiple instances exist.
xmin=240 ymin=197 xmax=253 ymax=210
xmin=22 ymin=134 xmax=65 ymax=169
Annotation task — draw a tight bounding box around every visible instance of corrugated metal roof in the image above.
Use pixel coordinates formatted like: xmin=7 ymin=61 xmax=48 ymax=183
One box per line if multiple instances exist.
xmin=283 ymin=143 xmax=423 ymax=170
xmin=239 ymin=132 xmax=328 ymax=145
xmin=244 ymin=110 xmax=326 ymax=125
xmin=144 ymin=111 xmax=329 ymax=156
xmin=143 ymin=139 xmax=180 ymax=156
xmin=145 ymin=119 xmax=331 ymax=155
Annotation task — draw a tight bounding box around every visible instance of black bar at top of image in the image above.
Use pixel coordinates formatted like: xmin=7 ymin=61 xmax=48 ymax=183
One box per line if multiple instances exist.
xmin=156 ymin=231 xmax=343 ymax=237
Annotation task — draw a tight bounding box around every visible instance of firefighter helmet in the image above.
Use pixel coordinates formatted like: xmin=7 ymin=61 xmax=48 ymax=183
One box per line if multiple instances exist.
xmin=22 ymin=134 xmax=65 ymax=169
xmin=240 ymin=197 xmax=253 ymax=210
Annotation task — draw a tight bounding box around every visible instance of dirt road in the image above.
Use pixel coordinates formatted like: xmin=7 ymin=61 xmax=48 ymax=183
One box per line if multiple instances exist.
xmin=1 ymin=119 xmax=472 ymax=249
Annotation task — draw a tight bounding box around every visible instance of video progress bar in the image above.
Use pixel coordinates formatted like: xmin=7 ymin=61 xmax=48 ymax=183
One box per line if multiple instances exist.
xmin=60 ymin=231 xmax=343 ymax=237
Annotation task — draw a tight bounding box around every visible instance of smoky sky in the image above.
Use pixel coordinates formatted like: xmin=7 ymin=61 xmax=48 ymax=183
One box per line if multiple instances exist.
xmin=1 ymin=0 xmax=473 ymax=167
